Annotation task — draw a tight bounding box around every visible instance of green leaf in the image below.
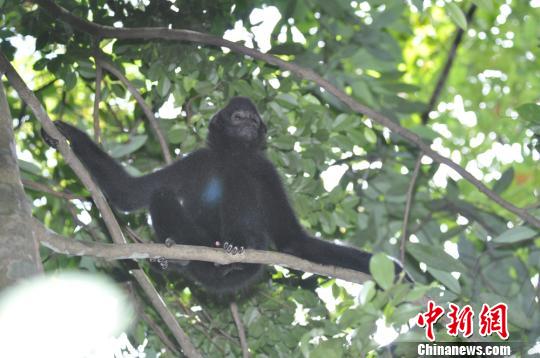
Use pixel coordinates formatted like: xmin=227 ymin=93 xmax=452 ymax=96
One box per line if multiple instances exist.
xmin=446 ymin=3 xmax=467 ymax=30
xmin=167 ymin=126 xmax=188 ymax=144
xmin=369 ymin=253 xmax=395 ymax=290
xmin=275 ymin=93 xmax=298 ymax=109
xmin=391 ymin=303 xmax=422 ymax=325
xmin=63 ymin=71 xmax=77 ymax=91
xmin=363 ymin=127 xmax=377 ymax=144
xmin=402 ymin=284 xmax=431 ymax=302
xmin=359 ymin=281 xmax=376 ymax=305
xmin=516 ymin=103 xmax=540 ymax=124
xmin=351 ymin=81 xmax=376 ymax=107
xmin=183 ymin=76 xmax=197 ymax=92
xmin=33 ymin=58 xmax=48 ymax=71
xmin=109 ymin=135 xmax=148 ymax=158
xmin=492 ymin=167 xmax=514 ymax=194
xmin=411 ymin=0 xmax=424 ymax=11
xmin=493 ymin=226 xmax=538 ymax=244
xmin=407 ymin=243 xmax=466 ymax=272
xmin=409 ymin=125 xmax=439 ymax=141
xmin=427 ymin=267 xmax=461 ymax=294
xmin=194 ymin=81 xmax=214 ymax=95
xmin=310 ymin=338 xmax=344 ymax=358
xmin=472 ymin=0 xmax=493 ymax=11
xmin=18 ymin=159 xmax=41 ymax=175
xmin=157 ymin=76 xmax=171 ymax=98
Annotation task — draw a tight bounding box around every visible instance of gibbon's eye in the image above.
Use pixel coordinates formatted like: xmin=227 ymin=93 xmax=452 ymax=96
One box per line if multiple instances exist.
xmin=231 ymin=112 xmax=243 ymax=124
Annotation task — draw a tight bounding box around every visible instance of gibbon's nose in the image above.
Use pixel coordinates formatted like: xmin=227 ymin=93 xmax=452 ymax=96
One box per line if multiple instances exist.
xmin=231 ymin=111 xmax=258 ymax=126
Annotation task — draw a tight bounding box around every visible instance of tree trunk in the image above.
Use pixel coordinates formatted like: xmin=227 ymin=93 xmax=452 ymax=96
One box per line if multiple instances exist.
xmin=0 ymin=80 xmax=42 ymax=288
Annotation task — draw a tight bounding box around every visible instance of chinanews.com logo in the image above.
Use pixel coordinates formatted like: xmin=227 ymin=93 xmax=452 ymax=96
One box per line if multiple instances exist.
xmin=414 ymin=300 xmax=512 ymax=357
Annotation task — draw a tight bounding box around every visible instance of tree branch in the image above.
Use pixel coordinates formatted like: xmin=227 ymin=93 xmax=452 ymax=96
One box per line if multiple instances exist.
xmin=421 ymin=4 xmax=477 ymax=124
xmin=230 ymin=302 xmax=250 ymax=358
xmin=124 ymin=282 xmax=181 ymax=356
xmin=92 ymin=41 xmax=103 ymax=143
xmin=95 ymin=52 xmax=172 ymax=164
xmin=0 ymin=78 xmax=43 ymax=287
xmin=36 ymin=222 xmax=372 ymax=285
xmin=32 ymin=219 xmax=201 ymax=357
xmin=0 ymin=52 xmax=126 ymax=243
xmin=31 ymin=0 xmax=540 ymax=228
xmin=400 ymin=154 xmax=423 ymax=265
xmin=22 ymin=179 xmax=87 ymax=201
xmin=130 ymin=269 xmax=201 ymax=357
xmin=0 ymin=53 xmax=200 ymax=358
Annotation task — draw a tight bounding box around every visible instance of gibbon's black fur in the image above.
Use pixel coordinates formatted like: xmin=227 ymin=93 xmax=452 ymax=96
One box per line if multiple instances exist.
xmin=43 ymin=97 xmax=385 ymax=294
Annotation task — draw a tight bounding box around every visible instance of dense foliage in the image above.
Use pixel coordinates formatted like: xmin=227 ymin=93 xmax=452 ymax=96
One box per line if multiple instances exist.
xmin=1 ymin=0 xmax=538 ymax=356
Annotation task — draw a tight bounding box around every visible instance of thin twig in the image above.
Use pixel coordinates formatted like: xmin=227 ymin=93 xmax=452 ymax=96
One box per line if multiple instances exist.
xmin=22 ymin=179 xmax=86 ymax=201
xmin=94 ymin=52 xmax=172 ymax=164
xmin=0 ymin=54 xmax=201 ymax=358
xmin=421 ymin=5 xmax=477 ymax=124
xmin=124 ymin=282 xmax=181 ymax=356
xmin=130 ymin=269 xmax=202 ymax=358
xmin=92 ymin=40 xmax=103 ymax=143
xmin=400 ymin=155 xmax=423 ymax=265
xmin=30 ymin=0 xmax=540 ymax=228
xmin=401 ymin=3 xmax=477 ymax=263
xmin=23 ymin=179 xmax=103 ymax=242
xmin=230 ymin=302 xmax=250 ymax=358
xmin=64 ymin=202 xmax=104 ymax=243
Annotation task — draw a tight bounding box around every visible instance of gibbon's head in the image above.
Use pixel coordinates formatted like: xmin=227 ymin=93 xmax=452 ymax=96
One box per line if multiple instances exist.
xmin=208 ymin=97 xmax=267 ymax=151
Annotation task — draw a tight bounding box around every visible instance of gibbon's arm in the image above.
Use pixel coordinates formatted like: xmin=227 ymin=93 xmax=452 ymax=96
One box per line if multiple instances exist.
xmin=255 ymin=156 xmax=372 ymax=274
xmin=43 ymin=121 xmax=185 ymax=211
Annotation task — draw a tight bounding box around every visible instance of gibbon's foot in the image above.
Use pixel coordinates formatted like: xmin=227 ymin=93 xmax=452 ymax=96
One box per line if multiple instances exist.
xmin=220 ymin=263 xmax=244 ymax=276
xmin=41 ymin=127 xmax=59 ymax=148
xmin=157 ymin=256 xmax=169 ymax=270
xmin=41 ymin=121 xmax=78 ymax=148
xmin=223 ymin=242 xmax=245 ymax=255
xmin=150 ymin=256 xmax=169 ymax=270
xmin=164 ymin=238 xmax=175 ymax=247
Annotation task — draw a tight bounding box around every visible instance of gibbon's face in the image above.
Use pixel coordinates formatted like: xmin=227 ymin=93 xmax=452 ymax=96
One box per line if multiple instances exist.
xmin=227 ymin=107 xmax=263 ymax=141
xmin=213 ymin=97 xmax=267 ymax=144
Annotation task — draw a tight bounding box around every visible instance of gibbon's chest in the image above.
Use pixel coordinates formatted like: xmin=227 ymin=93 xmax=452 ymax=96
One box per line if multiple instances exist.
xmin=200 ymin=169 xmax=261 ymax=209
xmin=182 ymin=164 xmax=263 ymax=216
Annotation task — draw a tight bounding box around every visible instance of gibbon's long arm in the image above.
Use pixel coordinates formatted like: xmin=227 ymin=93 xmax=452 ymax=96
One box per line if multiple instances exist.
xmin=254 ymin=155 xmax=373 ymax=274
xmin=43 ymin=121 xmax=187 ymax=211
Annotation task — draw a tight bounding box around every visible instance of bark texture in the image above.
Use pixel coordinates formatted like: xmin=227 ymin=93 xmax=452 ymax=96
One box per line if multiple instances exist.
xmin=0 ymin=81 xmax=42 ymax=289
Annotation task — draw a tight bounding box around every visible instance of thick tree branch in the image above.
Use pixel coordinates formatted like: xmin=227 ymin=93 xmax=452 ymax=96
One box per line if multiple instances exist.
xmin=31 ymin=0 xmax=540 ymax=228
xmin=0 ymin=79 xmax=43 ymax=287
xmin=0 ymin=53 xmax=200 ymax=358
xmin=0 ymin=52 xmax=126 ymax=243
xmin=95 ymin=52 xmax=172 ymax=164
xmin=36 ymin=222 xmax=372 ymax=285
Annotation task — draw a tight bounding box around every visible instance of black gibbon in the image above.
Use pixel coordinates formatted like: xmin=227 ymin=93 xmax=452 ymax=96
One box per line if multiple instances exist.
xmin=43 ymin=97 xmax=394 ymax=294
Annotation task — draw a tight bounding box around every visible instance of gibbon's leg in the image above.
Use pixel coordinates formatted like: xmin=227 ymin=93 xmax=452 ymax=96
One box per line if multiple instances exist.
xmin=281 ymin=235 xmax=372 ymax=274
xmin=148 ymin=189 xmax=217 ymax=272
xmin=149 ymin=189 xmax=212 ymax=247
xmin=252 ymin=156 xmax=408 ymax=279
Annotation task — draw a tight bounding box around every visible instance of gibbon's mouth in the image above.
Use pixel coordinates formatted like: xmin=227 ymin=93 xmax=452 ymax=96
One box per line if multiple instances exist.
xmin=235 ymin=124 xmax=259 ymax=140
